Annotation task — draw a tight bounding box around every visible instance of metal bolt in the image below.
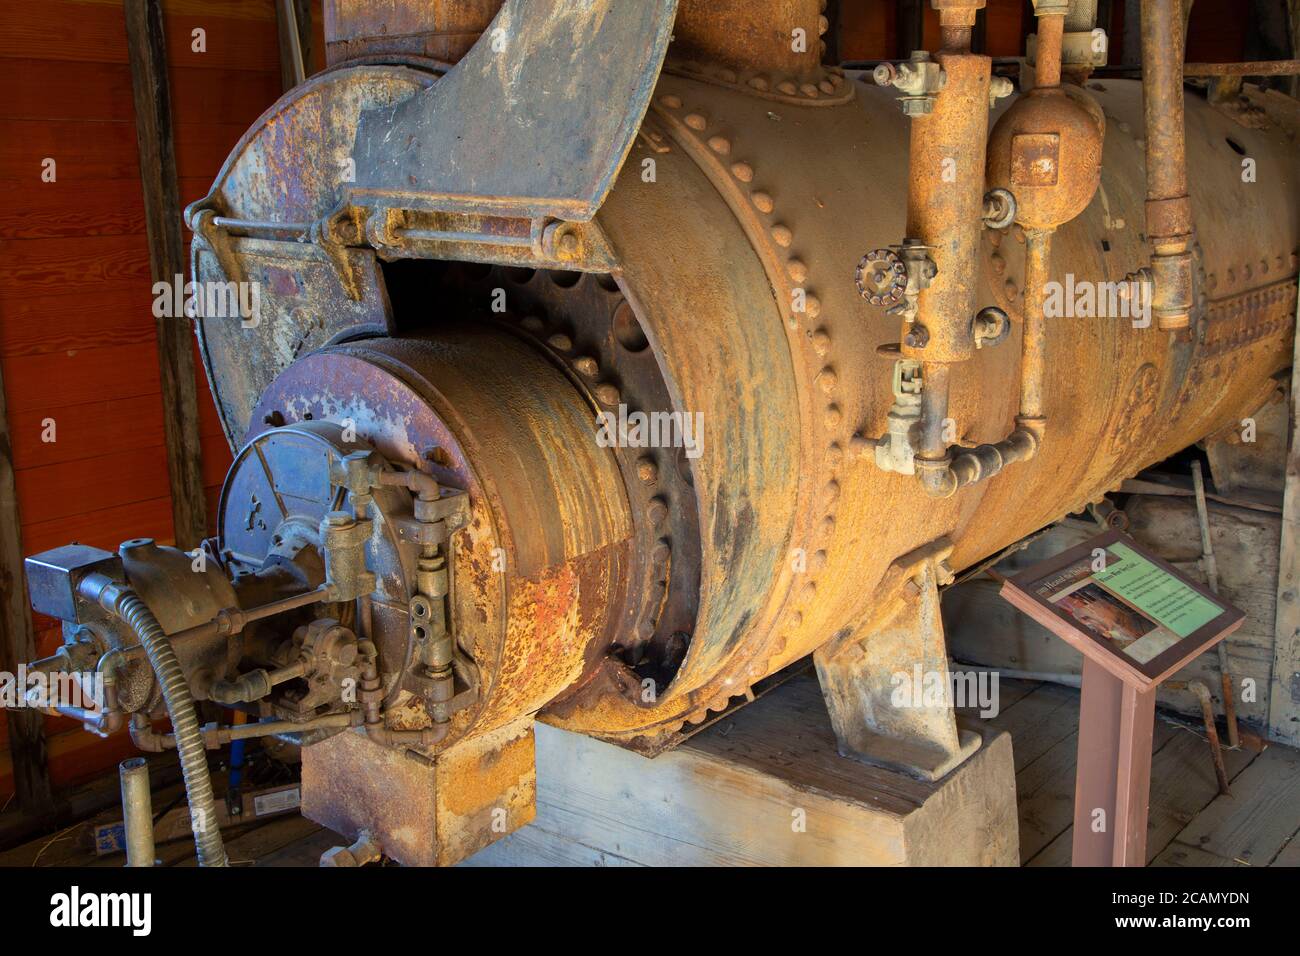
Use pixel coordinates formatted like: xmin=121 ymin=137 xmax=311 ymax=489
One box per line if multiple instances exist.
xmin=731 ymin=161 xmax=754 ymax=182
xmin=573 ymin=356 xmax=599 ymax=376
xmin=751 ymin=191 xmax=774 ymax=213
xmin=771 ymin=224 xmax=793 ymax=247
xmin=594 ymin=382 xmax=620 ymax=405
xmin=685 ymin=113 xmax=707 ymax=130
xmin=707 ymin=136 xmax=731 ymax=155
xmin=636 ymin=457 xmax=659 ymax=483
xmin=547 ymin=333 xmax=573 ymax=351
xmin=646 ymin=497 xmax=669 ymax=525
xmin=903 ymin=324 xmax=930 ymax=349
xmin=787 ymin=259 xmax=808 ymax=283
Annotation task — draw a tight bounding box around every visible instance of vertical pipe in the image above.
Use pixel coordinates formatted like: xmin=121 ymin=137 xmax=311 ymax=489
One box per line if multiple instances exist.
xmin=1141 ymin=1 xmax=1189 ymax=212
xmin=119 ymin=757 xmax=155 ymax=867
xmin=1140 ymin=0 xmax=1195 ymax=330
xmin=918 ymin=363 xmax=952 ymax=460
xmin=1035 ymin=13 xmax=1066 ymax=88
xmin=903 ymin=53 xmax=992 ymax=365
xmin=1019 ymin=230 xmax=1052 ymax=423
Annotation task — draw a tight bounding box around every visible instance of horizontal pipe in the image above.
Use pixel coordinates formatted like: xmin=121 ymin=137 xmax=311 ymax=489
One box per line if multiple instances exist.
xmin=1183 ymin=59 xmax=1300 ymax=76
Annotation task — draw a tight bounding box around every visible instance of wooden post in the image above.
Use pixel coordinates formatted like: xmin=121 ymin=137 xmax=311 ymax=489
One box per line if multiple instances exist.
xmin=276 ymin=0 xmax=313 ymax=92
xmin=897 ymin=0 xmax=925 ymax=59
xmin=0 ymin=363 xmax=54 ymax=817
xmin=124 ymin=0 xmax=208 ymax=551
xmin=1269 ymin=276 xmax=1300 ymax=746
xmin=1070 ymin=657 xmax=1157 ymax=866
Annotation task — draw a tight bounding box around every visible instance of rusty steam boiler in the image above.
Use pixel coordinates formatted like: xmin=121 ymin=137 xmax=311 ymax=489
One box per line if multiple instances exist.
xmin=19 ymin=0 xmax=1299 ymax=866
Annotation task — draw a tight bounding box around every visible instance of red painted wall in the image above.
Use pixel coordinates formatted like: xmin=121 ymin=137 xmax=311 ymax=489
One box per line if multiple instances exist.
xmin=0 ymin=0 xmax=305 ymax=796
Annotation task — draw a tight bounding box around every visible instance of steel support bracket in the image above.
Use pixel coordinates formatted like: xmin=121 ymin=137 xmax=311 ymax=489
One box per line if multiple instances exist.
xmin=814 ymin=537 xmax=981 ymax=781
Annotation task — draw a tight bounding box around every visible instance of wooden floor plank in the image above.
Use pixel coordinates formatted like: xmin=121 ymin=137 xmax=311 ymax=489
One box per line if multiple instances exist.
xmin=955 ymin=673 xmax=1041 ymax=721
xmin=1027 ymin=720 xmax=1260 ymax=866
xmin=1269 ymin=828 xmax=1300 ymax=866
xmin=172 ymin=815 xmax=322 ymax=867
xmin=1152 ymin=744 xmax=1300 ymax=867
xmin=974 ymin=681 xmax=1081 ymax=772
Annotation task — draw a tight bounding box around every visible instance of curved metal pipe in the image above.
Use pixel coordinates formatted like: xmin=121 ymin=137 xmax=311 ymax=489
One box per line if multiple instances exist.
xmin=79 ymin=573 xmax=228 ymax=867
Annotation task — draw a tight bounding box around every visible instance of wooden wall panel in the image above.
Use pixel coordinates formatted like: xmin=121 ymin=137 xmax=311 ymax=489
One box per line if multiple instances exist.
xmin=0 ymin=0 xmax=301 ymax=806
xmin=840 ymin=0 xmax=1252 ymax=66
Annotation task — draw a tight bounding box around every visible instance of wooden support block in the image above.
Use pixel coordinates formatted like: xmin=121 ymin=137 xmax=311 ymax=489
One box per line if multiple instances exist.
xmin=467 ymin=674 xmax=1019 ymax=867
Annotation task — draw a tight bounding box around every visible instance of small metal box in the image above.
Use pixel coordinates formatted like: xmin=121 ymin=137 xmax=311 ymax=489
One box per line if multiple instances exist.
xmin=24 ymin=544 xmax=124 ymax=623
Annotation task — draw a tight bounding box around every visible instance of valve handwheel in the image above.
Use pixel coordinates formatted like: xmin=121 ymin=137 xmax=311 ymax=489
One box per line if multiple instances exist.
xmin=856 ymin=248 xmax=907 ymax=308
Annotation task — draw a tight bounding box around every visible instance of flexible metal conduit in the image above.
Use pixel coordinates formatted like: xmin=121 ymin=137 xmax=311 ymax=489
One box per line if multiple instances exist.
xmin=79 ymin=573 xmax=228 ymax=867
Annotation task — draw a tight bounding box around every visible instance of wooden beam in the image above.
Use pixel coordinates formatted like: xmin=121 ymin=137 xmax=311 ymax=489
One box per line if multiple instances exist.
xmin=0 ymin=361 xmax=53 ymax=818
xmin=1290 ymin=0 xmax=1300 ymax=97
xmin=1269 ymin=276 xmax=1300 ymax=746
xmin=275 ymin=0 xmax=313 ymax=92
xmin=123 ymin=0 xmax=207 ymax=551
xmin=469 ymin=677 xmax=1018 ymax=867
xmin=897 ymin=0 xmax=925 ymax=59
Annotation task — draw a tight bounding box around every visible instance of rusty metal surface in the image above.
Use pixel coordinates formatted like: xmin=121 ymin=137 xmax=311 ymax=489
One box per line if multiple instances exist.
xmin=1184 ymin=60 xmax=1300 ymax=77
xmin=188 ymin=65 xmax=436 ymax=446
xmin=547 ymin=73 xmax=1297 ymax=749
xmin=182 ymin=53 xmax=1297 ymax=763
xmin=347 ymin=0 xmax=678 ymax=222
xmin=250 ymin=325 xmax=633 ymax=742
xmin=671 ymin=0 xmax=826 ymax=80
xmin=302 ymin=716 xmax=536 ymax=866
xmin=324 ymin=0 xmax=501 ymax=67
xmin=432 ymin=266 xmax=703 ymax=694
xmin=904 ymin=53 xmax=992 ymax=363
xmin=986 ymin=86 xmax=1104 ymax=231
